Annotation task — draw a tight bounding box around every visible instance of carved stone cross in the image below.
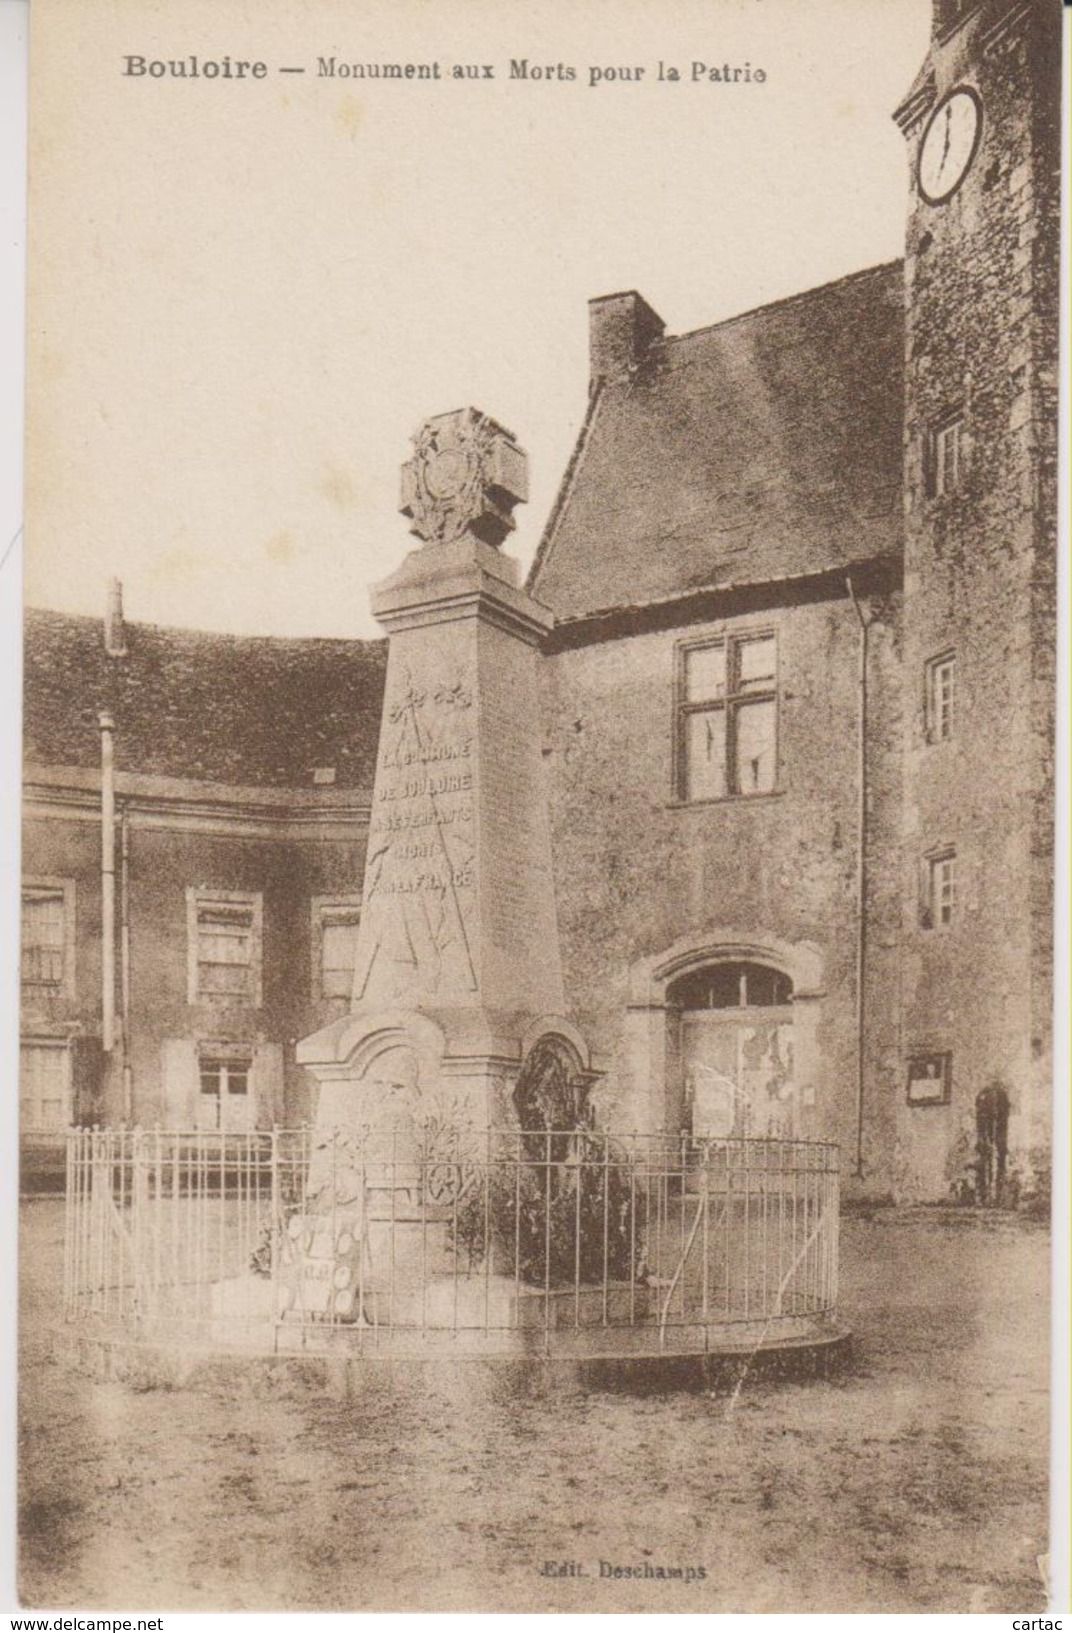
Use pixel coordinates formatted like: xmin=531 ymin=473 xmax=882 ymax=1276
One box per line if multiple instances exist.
xmin=399 ymin=407 xmax=528 ymax=548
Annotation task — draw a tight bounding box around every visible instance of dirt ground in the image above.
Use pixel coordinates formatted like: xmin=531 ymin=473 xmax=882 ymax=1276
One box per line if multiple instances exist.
xmin=17 ymin=1198 xmax=1051 ymax=1614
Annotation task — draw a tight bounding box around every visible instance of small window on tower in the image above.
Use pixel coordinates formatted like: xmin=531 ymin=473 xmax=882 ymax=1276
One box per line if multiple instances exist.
xmin=925 ymin=651 xmax=956 ymax=743
xmin=921 ymin=850 xmax=956 ymax=930
xmin=928 ymin=414 xmax=965 ymax=498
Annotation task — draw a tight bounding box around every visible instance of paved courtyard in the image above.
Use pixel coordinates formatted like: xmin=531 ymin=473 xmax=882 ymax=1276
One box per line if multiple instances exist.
xmin=18 ymin=1198 xmax=1051 ymax=1613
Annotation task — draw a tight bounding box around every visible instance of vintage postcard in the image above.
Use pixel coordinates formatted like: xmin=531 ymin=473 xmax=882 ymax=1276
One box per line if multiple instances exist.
xmin=15 ymin=0 xmax=1066 ymax=1615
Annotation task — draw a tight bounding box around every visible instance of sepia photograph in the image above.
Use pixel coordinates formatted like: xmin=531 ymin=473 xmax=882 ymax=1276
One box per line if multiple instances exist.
xmin=10 ymin=0 xmax=1067 ymax=1615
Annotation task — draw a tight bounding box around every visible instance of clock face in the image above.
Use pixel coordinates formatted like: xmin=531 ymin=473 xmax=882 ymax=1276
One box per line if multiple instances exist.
xmin=918 ymin=87 xmax=983 ymax=205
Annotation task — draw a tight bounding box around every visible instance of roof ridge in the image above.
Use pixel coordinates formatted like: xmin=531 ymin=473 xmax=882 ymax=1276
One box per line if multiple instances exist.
xmin=24 ymin=604 xmax=385 ymax=650
xmin=532 ymin=259 xmax=904 ymax=623
xmin=526 ymin=379 xmax=606 ymax=596
xmin=657 ymin=259 xmax=904 ymax=350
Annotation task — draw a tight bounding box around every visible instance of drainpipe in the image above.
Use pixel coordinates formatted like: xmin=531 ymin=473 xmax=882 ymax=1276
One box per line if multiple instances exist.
xmin=845 ymin=578 xmax=871 ymax=1180
xmin=99 ymin=713 xmax=116 ymax=1057
xmin=120 ymin=804 xmax=133 ymax=1122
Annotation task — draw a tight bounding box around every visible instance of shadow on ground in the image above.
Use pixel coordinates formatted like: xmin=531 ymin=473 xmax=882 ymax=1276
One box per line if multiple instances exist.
xmin=18 ymin=1200 xmax=1050 ymax=1612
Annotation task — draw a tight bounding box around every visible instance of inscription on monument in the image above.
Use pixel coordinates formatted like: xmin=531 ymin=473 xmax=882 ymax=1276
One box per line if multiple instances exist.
xmin=483 ymin=670 xmax=554 ymax=956
xmin=354 ymin=664 xmax=479 ymax=1001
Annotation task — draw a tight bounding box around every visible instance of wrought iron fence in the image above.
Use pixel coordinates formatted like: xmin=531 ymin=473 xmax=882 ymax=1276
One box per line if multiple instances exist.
xmin=64 ymin=1126 xmax=839 ymax=1354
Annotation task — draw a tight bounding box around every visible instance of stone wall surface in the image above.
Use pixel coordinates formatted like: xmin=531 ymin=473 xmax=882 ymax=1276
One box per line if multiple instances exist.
xmin=20 ymin=815 xmax=105 ymax=1129
xmin=20 ymin=809 xmax=369 ymax=1131
xmin=539 ymin=592 xmax=905 ymax=1179
xmin=897 ymin=0 xmax=1060 ymax=1198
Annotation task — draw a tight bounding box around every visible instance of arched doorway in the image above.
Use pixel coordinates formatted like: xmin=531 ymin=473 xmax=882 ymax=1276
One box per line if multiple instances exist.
xmin=668 ymin=960 xmax=795 ymax=1139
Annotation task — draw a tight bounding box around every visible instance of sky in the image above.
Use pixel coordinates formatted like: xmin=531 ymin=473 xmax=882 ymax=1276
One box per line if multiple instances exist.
xmin=25 ymin=0 xmax=931 ymax=639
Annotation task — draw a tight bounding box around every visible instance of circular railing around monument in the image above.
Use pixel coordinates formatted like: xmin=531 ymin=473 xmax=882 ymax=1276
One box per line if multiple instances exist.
xmin=62 ymin=1125 xmax=841 ymax=1363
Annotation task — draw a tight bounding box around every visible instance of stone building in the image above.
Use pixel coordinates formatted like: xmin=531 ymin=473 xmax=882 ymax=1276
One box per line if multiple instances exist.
xmin=20 ymin=0 xmax=1060 ymax=1200
xmin=526 ymin=0 xmax=1060 ymax=1202
xmin=20 ymin=591 xmax=386 ymax=1173
xmin=529 ymin=265 xmax=907 ymax=1181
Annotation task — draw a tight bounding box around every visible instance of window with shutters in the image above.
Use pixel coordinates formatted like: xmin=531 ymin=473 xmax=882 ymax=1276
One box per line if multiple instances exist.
xmin=21 ymin=879 xmax=75 ymax=998
xmin=20 ymin=1039 xmax=72 ymax=1131
xmin=186 ymin=888 xmax=263 ymax=1005
xmin=675 ymin=631 xmax=778 ymax=802
xmin=311 ymin=895 xmax=362 ymax=1000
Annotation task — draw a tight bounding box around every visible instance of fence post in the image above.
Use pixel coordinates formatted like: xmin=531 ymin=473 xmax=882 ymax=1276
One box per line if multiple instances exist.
xmin=63 ymin=1130 xmax=74 ymax=1318
xmin=270 ymin=1125 xmax=281 ymax=1297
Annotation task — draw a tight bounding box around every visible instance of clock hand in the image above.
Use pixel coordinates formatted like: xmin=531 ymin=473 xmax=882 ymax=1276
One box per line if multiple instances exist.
xmin=938 ymin=106 xmax=952 ymax=175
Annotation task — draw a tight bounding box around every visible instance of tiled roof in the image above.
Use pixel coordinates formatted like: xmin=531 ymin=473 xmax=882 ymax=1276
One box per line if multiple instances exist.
xmin=23 ymin=609 xmax=387 ymax=791
xmin=530 ymin=262 xmax=905 ymax=624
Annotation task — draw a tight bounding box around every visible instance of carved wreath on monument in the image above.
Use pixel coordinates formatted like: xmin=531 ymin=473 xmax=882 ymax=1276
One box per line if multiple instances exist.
xmin=399 ymin=407 xmax=528 ymax=549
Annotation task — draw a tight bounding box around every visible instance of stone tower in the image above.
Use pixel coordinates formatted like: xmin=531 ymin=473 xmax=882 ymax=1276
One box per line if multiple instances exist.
xmin=893 ymin=0 xmax=1061 ymax=1199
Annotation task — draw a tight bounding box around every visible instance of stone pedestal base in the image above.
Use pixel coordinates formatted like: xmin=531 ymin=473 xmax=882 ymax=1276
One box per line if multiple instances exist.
xmin=294 ymin=1007 xmax=599 ymax=1319
xmin=296 ymin=1006 xmax=595 ymax=1145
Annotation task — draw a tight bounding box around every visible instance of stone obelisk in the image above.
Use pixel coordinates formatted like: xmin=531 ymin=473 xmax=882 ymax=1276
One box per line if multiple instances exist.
xmin=298 ymin=409 xmax=589 ymax=1150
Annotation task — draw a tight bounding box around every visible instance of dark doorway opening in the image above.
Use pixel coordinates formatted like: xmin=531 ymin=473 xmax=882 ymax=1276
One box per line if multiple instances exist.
xmin=975 ymin=1083 xmax=1009 ymax=1206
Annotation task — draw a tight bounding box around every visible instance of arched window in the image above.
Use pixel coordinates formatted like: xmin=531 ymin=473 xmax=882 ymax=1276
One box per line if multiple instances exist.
xmin=668 ymin=960 xmax=792 ymax=1011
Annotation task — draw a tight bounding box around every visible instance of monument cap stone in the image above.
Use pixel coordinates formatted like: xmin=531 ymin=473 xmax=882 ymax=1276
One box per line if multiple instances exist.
xmin=400 ymin=407 xmax=528 ymax=549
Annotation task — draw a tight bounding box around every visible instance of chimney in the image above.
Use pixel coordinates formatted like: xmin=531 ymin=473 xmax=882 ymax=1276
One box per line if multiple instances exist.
xmin=588 ymin=291 xmax=666 ymax=387
xmin=104 ymin=577 xmax=127 ymax=658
